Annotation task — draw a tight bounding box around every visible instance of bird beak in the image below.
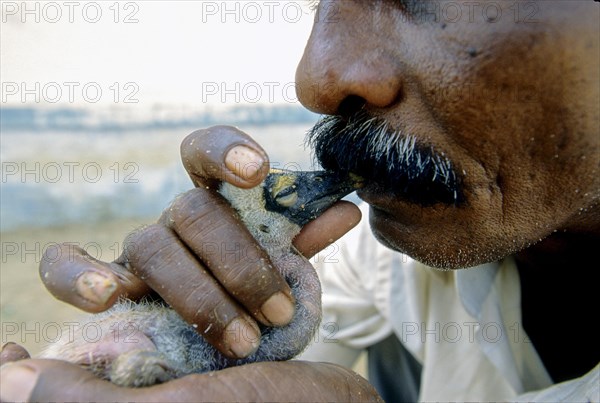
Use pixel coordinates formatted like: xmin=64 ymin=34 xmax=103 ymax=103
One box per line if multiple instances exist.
xmin=265 ymin=169 xmax=364 ymax=227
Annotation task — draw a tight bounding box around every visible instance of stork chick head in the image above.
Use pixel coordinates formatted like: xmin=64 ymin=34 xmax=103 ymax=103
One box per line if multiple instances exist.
xmin=218 ymin=169 xmax=363 ymax=254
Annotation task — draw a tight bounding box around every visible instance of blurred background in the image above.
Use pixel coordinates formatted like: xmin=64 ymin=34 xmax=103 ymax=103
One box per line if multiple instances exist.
xmin=2 ymin=0 xmax=365 ymax=365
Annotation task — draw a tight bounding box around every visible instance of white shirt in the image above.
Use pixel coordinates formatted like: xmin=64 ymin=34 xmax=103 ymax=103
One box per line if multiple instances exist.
xmin=300 ymin=203 xmax=599 ymax=402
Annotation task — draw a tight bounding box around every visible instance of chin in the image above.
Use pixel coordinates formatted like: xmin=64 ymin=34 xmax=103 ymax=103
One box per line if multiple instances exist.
xmin=363 ymin=194 xmax=533 ymax=271
xmin=369 ymin=211 xmax=489 ymax=270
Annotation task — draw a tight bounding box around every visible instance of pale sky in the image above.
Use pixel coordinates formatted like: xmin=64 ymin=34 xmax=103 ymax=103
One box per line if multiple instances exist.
xmin=1 ymin=1 xmax=316 ymax=107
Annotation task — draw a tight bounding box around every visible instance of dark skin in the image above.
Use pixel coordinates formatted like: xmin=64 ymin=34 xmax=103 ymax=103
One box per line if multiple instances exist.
xmin=1 ymin=1 xmax=598 ymax=401
xmin=0 ymin=346 xmax=378 ymax=402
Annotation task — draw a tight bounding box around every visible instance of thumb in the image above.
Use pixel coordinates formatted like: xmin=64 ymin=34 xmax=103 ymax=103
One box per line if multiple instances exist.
xmin=0 ymin=359 xmax=382 ymax=402
xmin=0 ymin=359 xmax=158 ymax=402
xmin=293 ymin=201 xmax=362 ymax=259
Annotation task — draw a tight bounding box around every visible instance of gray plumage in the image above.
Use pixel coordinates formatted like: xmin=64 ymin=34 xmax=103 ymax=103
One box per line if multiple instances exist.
xmin=40 ymin=169 xmax=360 ymax=387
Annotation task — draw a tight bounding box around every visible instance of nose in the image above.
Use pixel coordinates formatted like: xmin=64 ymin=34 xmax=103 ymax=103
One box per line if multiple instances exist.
xmin=295 ymin=1 xmax=403 ymax=116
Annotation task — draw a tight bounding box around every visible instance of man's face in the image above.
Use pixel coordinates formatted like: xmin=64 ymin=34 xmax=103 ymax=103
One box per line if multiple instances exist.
xmin=297 ymin=1 xmax=600 ymax=269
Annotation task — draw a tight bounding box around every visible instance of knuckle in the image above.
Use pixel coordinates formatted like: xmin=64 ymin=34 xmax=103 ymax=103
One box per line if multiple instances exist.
xmin=169 ymin=189 xmax=230 ymax=239
xmin=219 ymin=258 xmax=278 ymax=298
xmin=180 ymin=129 xmax=224 ymax=179
xmin=180 ymin=130 xmax=202 ymax=160
xmin=185 ymin=287 xmax=235 ymax=329
xmin=169 ymin=189 xmax=211 ymax=224
xmin=124 ymin=224 xmax=177 ymax=273
xmin=39 ymin=242 xmax=81 ymax=275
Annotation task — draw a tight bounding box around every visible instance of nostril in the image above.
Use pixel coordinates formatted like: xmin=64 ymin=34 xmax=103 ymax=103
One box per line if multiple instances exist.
xmin=337 ymin=95 xmax=366 ymax=118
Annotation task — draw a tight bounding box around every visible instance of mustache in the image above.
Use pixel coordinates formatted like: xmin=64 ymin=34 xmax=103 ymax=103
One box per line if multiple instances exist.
xmin=305 ymin=112 xmax=463 ymax=206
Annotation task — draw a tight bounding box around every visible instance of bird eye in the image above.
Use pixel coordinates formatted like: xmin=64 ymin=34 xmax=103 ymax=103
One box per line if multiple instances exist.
xmin=274 ymin=186 xmax=298 ymax=207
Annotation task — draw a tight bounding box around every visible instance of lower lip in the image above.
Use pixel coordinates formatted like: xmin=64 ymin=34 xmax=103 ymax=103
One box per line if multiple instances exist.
xmin=356 ymin=185 xmax=426 ymax=227
xmin=356 ymin=185 xmax=395 ymax=210
xmin=357 ymin=187 xmax=398 ymax=218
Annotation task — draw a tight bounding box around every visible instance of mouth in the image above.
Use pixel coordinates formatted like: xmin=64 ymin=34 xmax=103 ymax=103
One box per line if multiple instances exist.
xmin=356 ymin=175 xmax=460 ymax=207
xmin=306 ymin=113 xmax=463 ymax=207
xmin=354 ymin=183 xmax=413 ymax=218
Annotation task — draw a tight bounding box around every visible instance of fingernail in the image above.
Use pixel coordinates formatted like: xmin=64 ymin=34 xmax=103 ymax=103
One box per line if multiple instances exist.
xmin=1 ymin=343 xmax=30 ymax=364
xmin=0 ymin=363 xmax=37 ymax=402
xmin=260 ymin=292 xmax=295 ymax=326
xmin=76 ymin=271 xmax=117 ymax=306
xmin=224 ymin=317 xmax=260 ymax=358
xmin=1 ymin=342 xmax=15 ymax=351
xmin=225 ymin=145 xmax=265 ymax=181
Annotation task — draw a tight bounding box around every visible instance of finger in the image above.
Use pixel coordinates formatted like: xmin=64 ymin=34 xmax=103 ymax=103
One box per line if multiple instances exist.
xmin=39 ymin=243 xmax=151 ymax=313
xmin=167 ymin=188 xmax=295 ymax=328
xmin=181 ymin=125 xmax=270 ymax=189
xmin=0 ymin=343 xmax=30 ymax=366
xmin=294 ymin=201 xmax=362 ymax=259
xmin=0 ymin=359 xmax=382 ymax=403
xmin=125 ymin=223 xmax=261 ymax=359
xmin=0 ymin=359 xmax=138 ymax=403
xmin=143 ymin=361 xmax=382 ymax=403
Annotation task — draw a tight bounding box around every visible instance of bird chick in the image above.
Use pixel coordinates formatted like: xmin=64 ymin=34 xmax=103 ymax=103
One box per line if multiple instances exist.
xmin=40 ymin=169 xmax=362 ymax=387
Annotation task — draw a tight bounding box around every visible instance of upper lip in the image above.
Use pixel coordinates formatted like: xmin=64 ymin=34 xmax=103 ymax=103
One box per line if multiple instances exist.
xmin=345 ymin=166 xmax=463 ymax=207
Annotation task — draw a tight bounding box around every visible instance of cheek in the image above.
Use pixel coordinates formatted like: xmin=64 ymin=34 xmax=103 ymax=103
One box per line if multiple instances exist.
xmin=424 ymin=32 xmax=595 ymax=217
xmin=418 ymin=24 xmax=564 ymax=163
